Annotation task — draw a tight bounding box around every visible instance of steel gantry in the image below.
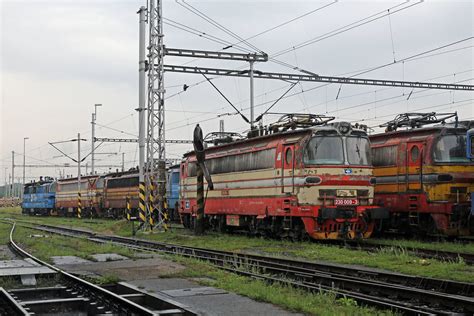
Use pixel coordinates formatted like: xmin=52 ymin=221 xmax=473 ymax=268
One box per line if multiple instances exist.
xmin=162 ymin=65 xmax=474 ymax=91
xmin=94 ymin=137 xmax=192 ymax=144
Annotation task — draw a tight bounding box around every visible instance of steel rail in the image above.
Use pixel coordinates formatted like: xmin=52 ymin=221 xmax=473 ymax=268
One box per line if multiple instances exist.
xmin=7 ymin=222 xmax=157 ymax=316
xmin=346 ymin=241 xmax=474 ymax=265
xmin=23 ymin=223 xmax=474 ymax=314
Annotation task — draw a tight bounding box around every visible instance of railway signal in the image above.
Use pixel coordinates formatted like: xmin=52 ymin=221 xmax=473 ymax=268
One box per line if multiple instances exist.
xmin=192 ymin=124 xmax=214 ymax=235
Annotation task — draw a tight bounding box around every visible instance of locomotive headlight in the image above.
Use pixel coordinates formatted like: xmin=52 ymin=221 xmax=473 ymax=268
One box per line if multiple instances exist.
xmin=304 ymin=176 xmax=322 ymax=185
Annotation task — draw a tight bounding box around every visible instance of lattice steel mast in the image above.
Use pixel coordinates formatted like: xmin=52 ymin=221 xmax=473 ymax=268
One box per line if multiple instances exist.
xmin=146 ymin=0 xmax=166 ymax=229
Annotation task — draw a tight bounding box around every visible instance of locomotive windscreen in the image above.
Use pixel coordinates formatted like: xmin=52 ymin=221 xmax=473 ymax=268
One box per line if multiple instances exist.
xmin=346 ymin=137 xmax=371 ymax=165
xmin=304 ymin=136 xmax=344 ymax=165
xmin=304 ymin=136 xmax=371 ymax=166
xmin=434 ymin=134 xmax=469 ymax=163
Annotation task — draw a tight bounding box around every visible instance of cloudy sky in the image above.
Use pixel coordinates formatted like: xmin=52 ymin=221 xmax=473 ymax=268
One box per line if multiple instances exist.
xmin=1 ymin=0 xmax=473 ymax=184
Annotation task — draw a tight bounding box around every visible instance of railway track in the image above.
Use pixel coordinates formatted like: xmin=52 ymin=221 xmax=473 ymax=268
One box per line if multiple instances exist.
xmin=1 ymin=222 xmax=196 ymax=316
xmin=16 ymin=221 xmax=474 ymax=315
xmin=340 ymin=240 xmax=474 ymax=265
xmin=12 ymin=216 xmax=473 ymax=264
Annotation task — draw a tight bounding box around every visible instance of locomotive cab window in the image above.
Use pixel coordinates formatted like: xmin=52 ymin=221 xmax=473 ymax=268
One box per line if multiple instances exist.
xmin=96 ymin=178 xmax=104 ymax=189
xmin=49 ymin=183 xmax=56 ymax=193
xmin=285 ymin=148 xmax=293 ymax=165
xmin=434 ymin=134 xmax=469 ymax=163
xmin=410 ymin=146 xmax=420 ymax=163
xmin=372 ymin=145 xmax=397 ymax=166
xmin=304 ymin=136 xmax=344 ymax=165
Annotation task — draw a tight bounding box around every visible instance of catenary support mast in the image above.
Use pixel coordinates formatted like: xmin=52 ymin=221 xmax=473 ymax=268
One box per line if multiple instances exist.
xmin=138 ymin=6 xmax=148 ymax=227
xmin=146 ymin=0 xmax=166 ymax=229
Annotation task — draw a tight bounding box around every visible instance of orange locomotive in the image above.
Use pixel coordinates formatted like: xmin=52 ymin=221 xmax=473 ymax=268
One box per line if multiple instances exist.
xmin=370 ymin=113 xmax=474 ymax=236
xmin=179 ymin=114 xmax=388 ymax=240
xmin=55 ymin=175 xmax=102 ymax=217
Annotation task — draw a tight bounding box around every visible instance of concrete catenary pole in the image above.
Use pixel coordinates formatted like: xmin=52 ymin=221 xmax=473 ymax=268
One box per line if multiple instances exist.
xmin=11 ymin=151 xmax=14 ymax=198
xmin=91 ymin=103 xmax=101 ymax=175
xmin=4 ymin=168 xmax=7 ymax=198
xmin=22 ymin=137 xmax=28 ymax=198
xmin=77 ymin=133 xmax=82 ymax=218
xmin=137 ymin=6 xmax=147 ymax=225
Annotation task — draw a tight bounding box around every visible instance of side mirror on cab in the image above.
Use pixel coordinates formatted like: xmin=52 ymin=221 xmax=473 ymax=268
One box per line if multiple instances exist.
xmin=467 ymin=129 xmax=474 ymax=160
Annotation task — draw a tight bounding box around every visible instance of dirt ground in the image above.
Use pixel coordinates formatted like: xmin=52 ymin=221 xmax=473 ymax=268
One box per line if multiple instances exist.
xmin=56 ymin=253 xmax=186 ymax=281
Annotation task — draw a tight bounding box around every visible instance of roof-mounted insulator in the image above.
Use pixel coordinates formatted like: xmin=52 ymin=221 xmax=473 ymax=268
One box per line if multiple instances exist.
xmin=203 ymin=131 xmax=245 ymax=146
xmin=380 ymin=112 xmax=458 ymax=132
xmin=267 ymin=113 xmax=335 ymax=133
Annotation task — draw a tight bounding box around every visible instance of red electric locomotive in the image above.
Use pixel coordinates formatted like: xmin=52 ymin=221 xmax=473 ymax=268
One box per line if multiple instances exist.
xmin=55 ymin=175 xmax=102 ymax=217
xmin=371 ymin=113 xmax=474 ymax=236
xmin=179 ymin=114 xmax=388 ymax=240
xmin=103 ymin=171 xmax=140 ymax=218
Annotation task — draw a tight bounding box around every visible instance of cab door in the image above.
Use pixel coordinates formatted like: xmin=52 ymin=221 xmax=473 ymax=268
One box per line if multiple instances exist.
xmin=406 ymin=142 xmax=424 ymax=191
xmin=281 ymin=145 xmax=295 ymax=193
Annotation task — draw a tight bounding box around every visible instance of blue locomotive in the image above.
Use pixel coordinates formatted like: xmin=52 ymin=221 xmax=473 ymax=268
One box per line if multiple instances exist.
xmin=22 ymin=177 xmax=56 ymax=216
xmin=166 ymin=164 xmax=181 ymax=221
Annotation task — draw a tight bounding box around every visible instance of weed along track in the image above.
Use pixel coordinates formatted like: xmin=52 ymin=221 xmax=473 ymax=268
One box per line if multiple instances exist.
xmin=333 ymin=239 xmax=474 ymax=265
xmin=1 ymin=222 xmax=196 ymax=316
xmin=19 ymin=221 xmax=474 ymax=315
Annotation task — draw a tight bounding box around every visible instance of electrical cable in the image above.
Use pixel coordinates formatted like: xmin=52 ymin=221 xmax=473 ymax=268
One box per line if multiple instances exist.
xmin=271 ymin=1 xmax=421 ymax=58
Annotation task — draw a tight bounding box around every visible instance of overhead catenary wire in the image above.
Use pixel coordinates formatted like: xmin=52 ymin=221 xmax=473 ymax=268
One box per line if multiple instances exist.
xmin=167 ymin=71 xmax=473 ymax=133
xmin=176 ymin=0 xmax=263 ymax=53
xmin=270 ymin=1 xmax=422 ymax=58
xmin=200 ymin=71 xmax=250 ymax=124
xmin=164 ymin=31 xmax=472 ymax=131
xmin=224 ymin=1 xmax=338 ymax=51
xmin=162 ymin=1 xmax=421 ymax=103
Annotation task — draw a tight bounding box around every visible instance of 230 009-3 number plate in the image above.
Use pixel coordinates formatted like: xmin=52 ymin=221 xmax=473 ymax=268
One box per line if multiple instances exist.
xmin=334 ymin=198 xmax=359 ymax=206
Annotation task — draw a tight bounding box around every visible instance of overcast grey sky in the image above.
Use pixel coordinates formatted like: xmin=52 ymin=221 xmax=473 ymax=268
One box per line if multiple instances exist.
xmin=1 ymin=0 xmax=473 ymax=183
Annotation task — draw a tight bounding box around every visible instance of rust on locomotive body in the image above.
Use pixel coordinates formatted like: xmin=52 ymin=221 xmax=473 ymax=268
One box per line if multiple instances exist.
xmin=55 ymin=175 xmax=102 ymax=217
xmin=180 ymin=118 xmax=387 ymax=240
xmin=370 ymin=118 xmax=474 ymax=236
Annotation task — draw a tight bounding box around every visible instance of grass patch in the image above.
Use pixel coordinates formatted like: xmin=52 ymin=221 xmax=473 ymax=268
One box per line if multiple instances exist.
xmin=0 ymin=222 xmax=12 ymax=245
xmin=0 ymin=274 xmax=62 ymax=289
xmin=88 ymin=274 xmax=120 ymax=285
xmin=163 ymin=255 xmax=395 ymax=316
xmin=365 ymin=238 xmax=474 ymax=254
xmin=11 ymin=225 xmax=137 ymax=263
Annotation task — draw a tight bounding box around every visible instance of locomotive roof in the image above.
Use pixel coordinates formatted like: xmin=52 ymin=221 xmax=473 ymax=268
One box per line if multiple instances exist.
xmin=25 ymin=180 xmax=54 ymax=187
xmin=370 ymin=121 xmax=472 ymax=142
xmin=57 ymin=174 xmax=100 ymax=182
xmin=103 ymin=169 xmax=138 ymax=178
xmin=184 ymin=124 xmax=368 ymax=158
xmin=183 ymin=128 xmax=309 ymax=158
